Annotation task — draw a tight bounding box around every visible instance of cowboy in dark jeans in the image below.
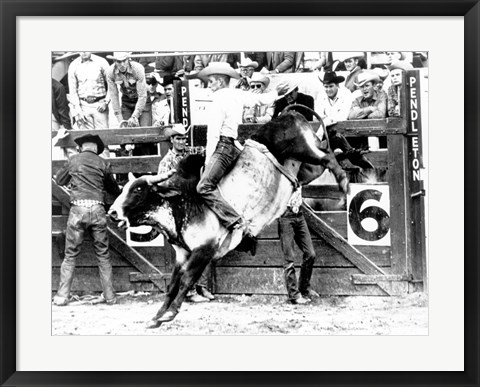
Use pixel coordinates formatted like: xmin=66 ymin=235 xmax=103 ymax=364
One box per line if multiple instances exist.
xmin=52 ymin=134 xmax=121 ymax=306
xmin=278 ymin=187 xmax=319 ymax=305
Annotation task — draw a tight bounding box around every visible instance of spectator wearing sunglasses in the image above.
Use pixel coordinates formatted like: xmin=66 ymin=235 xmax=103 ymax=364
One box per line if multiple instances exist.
xmin=243 ymin=73 xmax=273 ymax=124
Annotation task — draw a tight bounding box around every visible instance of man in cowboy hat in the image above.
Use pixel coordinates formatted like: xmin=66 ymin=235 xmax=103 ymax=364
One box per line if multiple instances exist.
xmin=195 ymin=62 xmax=277 ymax=234
xmin=236 ymin=58 xmax=259 ymax=91
xmin=317 ymin=71 xmax=375 ymax=169
xmin=385 ymin=51 xmax=406 ymax=65
xmin=52 ymin=134 xmax=121 ymax=306
xmin=335 ymin=52 xmax=364 ymax=93
xmin=348 ymin=70 xmax=387 ymax=120
xmin=106 ymin=52 xmax=149 ymax=128
xmin=154 ymin=75 xmax=182 ymax=126
xmin=272 ymin=79 xmax=315 ymax=121
xmin=150 ymin=124 xmax=214 ymax=303
xmin=243 ymin=73 xmax=274 ymax=123
xmin=386 ymin=60 xmax=413 ymax=117
xmin=68 ymin=52 xmax=110 ymax=131
xmin=265 ymin=52 xmax=296 ymax=74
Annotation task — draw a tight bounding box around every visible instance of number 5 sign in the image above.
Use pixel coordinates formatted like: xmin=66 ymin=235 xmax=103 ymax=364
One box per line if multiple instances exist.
xmin=347 ymin=184 xmax=391 ymax=246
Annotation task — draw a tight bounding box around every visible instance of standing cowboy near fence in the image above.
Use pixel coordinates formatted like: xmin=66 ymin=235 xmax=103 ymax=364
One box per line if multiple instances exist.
xmin=52 ymin=134 xmax=121 ymax=306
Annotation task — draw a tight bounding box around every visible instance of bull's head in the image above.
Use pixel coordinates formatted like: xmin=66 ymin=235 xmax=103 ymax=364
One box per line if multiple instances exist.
xmin=109 ymin=154 xmax=205 ymax=229
xmin=108 ymin=173 xmax=161 ymax=228
xmin=251 ymin=109 xmax=328 ymax=165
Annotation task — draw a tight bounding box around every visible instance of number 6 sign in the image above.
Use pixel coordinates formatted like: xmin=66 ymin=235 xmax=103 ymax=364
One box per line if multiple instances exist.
xmin=347 ymin=184 xmax=391 ymax=246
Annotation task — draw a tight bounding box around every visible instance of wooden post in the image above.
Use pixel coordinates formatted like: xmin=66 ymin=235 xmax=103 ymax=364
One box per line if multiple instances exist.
xmin=404 ymin=70 xmax=427 ymax=290
xmin=387 ymin=135 xmax=409 ymax=276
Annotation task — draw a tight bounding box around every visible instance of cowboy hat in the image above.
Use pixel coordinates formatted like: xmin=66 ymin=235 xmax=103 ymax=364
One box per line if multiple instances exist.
xmin=74 ymin=134 xmax=105 ymax=155
xmin=237 ymin=58 xmax=259 ymax=69
xmin=106 ymin=51 xmax=131 ymax=61
xmin=52 ymin=51 xmax=79 ymax=61
xmin=164 ymin=124 xmax=189 ymax=139
xmin=162 ymin=75 xmax=182 ymax=86
xmin=334 ymin=52 xmax=364 ymax=62
xmin=354 ymin=71 xmax=381 ymax=88
xmin=319 ymin=71 xmax=345 ymax=84
xmin=197 ymin=62 xmax=240 ymax=80
xmin=388 ymin=60 xmax=414 ymax=72
xmin=276 ymin=79 xmax=299 ymax=98
xmin=250 ymin=72 xmax=270 ymax=88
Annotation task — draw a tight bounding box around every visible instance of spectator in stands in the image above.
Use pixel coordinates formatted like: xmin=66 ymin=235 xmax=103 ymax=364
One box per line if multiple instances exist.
xmin=156 ymin=55 xmax=195 ymax=78
xmin=298 ymin=51 xmax=327 ymax=72
xmin=341 ymin=52 xmax=364 ymax=92
xmin=385 ymin=51 xmax=405 ymax=65
xmin=146 ymin=71 xmax=166 ymax=127
xmin=244 ymin=52 xmax=268 ymax=70
xmin=317 ymin=71 xmax=374 ymax=169
xmin=68 ymin=52 xmax=110 ymax=131
xmin=372 ymin=68 xmax=390 ymax=92
xmin=194 ymin=54 xmax=240 ymax=72
xmin=52 ymin=78 xmax=72 ymax=131
xmin=106 ymin=52 xmax=149 ymax=128
xmin=195 ymin=62 xmax=277 ymax=236
xmin=151 ymin=124 xmax=214 ymax=303
xmin=265 ymin=52 xmax=296 ymax=74
xmin=52 ymin=134 xmax=121 ymax=306
xmin=154 ymin=75 xmax=181 ymax=126
xmin=278 ymin=187 xmax=319 ymax=305
xmin=243 ymin=73 xmax=274 ymax=124
xmin=348 ymin=71 xmax=387 ymax=120
xmin=317 ymin=71 xmax=352 ymax=126
xmin=387 ymin=60 xmax=413 ymax=117
xmin=236 ymin=58 xmax=258 ymax=91
xmin=273 ymin=80 xmax=315 ymax=120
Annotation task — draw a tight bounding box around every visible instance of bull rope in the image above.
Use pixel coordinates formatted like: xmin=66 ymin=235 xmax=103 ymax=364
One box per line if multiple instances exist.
xmin=243 ymin=139 xmax=300 ymax=189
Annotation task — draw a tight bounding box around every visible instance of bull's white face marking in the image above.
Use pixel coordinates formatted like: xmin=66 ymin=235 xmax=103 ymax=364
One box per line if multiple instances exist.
xmin=109 ymin=179 xmax=135 ymax=227
xmin=149 ymin=203 xmax=177 ymax=238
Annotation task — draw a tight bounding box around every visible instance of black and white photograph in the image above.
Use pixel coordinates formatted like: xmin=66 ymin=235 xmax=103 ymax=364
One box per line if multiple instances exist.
xmin=50 ymin=50 xmax=429 ymax=336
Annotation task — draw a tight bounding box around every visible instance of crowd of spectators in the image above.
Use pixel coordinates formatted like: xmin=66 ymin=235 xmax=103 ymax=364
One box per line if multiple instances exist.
xmin=52 ymin=50 xmax=427 ymax=158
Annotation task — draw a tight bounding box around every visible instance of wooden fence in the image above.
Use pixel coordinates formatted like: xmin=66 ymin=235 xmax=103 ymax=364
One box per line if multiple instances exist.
xmin=51 ymin=70 xmax=426 ymax=297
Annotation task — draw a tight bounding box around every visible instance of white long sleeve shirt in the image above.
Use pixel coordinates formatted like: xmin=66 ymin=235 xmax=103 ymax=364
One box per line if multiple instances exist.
xmin=316 ymin=87 xmax=353 ymax=127
xmin=205 ymin=87 xmax=277 ymax=163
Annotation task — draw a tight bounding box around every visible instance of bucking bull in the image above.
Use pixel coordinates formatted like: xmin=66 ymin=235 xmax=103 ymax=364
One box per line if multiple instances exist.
xmin=109 ymin=109 xmax=349 ymax=328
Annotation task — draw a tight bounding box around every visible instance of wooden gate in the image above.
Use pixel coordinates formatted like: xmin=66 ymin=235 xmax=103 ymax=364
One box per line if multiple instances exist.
xmin=51 ymin=70 xmax=426 ymax=297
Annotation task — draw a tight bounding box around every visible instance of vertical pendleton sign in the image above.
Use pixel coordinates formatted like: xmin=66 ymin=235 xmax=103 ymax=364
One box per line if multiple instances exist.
xmin=405 ymin=69 xmax=427 ymax=286
xmin=172 ymin=80 xmax=191 ymax=127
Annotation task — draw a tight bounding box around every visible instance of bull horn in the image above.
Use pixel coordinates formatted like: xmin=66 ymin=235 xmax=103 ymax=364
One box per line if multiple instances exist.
xmin=281 ymin=104 xmax=329 ymax=150
xmin=145 ymin=169 xmax=176 ymax=186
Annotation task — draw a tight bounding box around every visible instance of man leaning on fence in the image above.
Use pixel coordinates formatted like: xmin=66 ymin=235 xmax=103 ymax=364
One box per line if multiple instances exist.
xmin=52 ymin=134 xmax=121 ymax=306
xmin=106 ymin=52 xmax=149 ymax=127
xmin=68 ymin=52 xmax=110 ymax=131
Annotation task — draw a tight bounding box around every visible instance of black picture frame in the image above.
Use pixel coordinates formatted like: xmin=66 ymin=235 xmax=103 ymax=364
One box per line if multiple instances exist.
xmin=1 ymin=1 xmax=478 ymax=386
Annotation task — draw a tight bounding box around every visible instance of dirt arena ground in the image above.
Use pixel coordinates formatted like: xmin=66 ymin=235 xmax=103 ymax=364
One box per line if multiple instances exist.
xmin=52 ymin=292 xmax=428 ymax=335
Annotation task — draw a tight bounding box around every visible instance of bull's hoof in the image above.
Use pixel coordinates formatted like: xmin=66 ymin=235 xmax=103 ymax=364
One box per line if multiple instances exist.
xmin=146 ymin=319 xmax=163 ymax=329
xmin=157 ymin=310 xmax=177 ymax=323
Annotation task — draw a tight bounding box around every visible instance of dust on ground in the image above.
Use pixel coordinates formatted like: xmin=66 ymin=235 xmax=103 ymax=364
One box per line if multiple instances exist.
xmin=52 ymin=292 xmax=428 ymax=336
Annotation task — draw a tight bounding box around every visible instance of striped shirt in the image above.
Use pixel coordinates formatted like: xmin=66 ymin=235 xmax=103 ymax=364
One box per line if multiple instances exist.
xmin=157 ymin=147 xmax=194 ymax=175
xmin=68 ymin=54 xmax=109 ymax=110
xmin=106 ymin=60 xmax=147 ymax=120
